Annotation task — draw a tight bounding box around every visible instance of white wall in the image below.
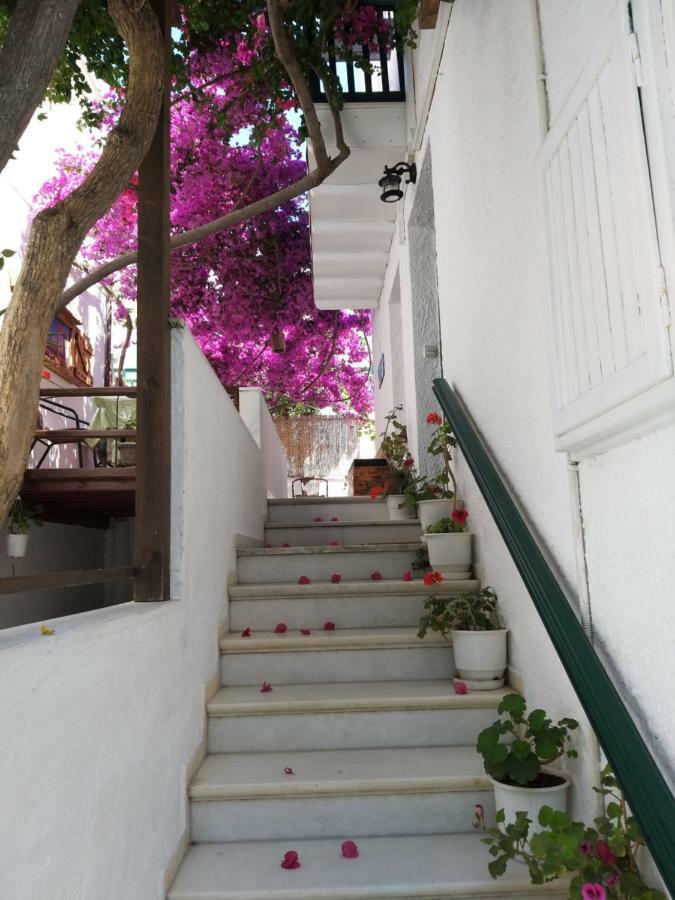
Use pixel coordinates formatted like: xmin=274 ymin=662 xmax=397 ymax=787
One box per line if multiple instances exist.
xmin=238 ymin=387 xmax=289 ymax=499
xmin=0 ymin=330 xmax=266 ymax=899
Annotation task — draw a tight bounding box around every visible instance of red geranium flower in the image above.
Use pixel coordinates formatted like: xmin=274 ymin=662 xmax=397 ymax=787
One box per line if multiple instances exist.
xmin=402 ymin=570 xmax=413 ymax=582
xmin=280 ymin=850 xmax=301 ymax=870
xmin=260 ymin=681 xmax=273 ymax=693
xmin=426 ymin=412 xmax=442 ymax=425
xmin=298 ymin=576 xmax=311 ymax=584
xmin=341 ymin=840 xmax=359 ymax=859
xmin=274 ymin=622 xmax=288 ymax=633
xmin=451 ymin=508 xmax=469 ymax=524
xmin=324 ymin=621 xmax=336 ymax=631
xmin=423 ymin=570 xmax=444 ymax=586
xmin=596 ymin=841 xmax=617 ymax=867
xmin=403 ymin=457 xmax=414 ymax=468
xmin=370 ymin=486 xmax=385 ymax=500
xmin=241 ymin=627 xmax=252 ymax=638
xmin=330 ymin=573 xmax=342 ymax=583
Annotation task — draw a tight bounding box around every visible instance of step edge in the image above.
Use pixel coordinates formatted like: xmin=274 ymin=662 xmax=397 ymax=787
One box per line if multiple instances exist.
xmin=265 ymin=520 xmax=421 ymax=529
xmin=238 ymin=543 xmax=423 ymax=557
xmin=220 ymin=634 xmax=449 ymax=653
xmin=229 ymin=580 xmax=479 ymax=599
xmin=206 ymin=694 xmax=503 ymax=717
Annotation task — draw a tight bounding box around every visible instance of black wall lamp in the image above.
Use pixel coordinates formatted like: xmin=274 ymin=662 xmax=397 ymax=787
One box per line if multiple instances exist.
xmin=378 ymin=161 xmax=417 ymax=203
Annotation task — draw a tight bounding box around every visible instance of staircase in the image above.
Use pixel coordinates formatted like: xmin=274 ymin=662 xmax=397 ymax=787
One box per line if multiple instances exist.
xmin=168 ymin=497 xmax=566 ymax=899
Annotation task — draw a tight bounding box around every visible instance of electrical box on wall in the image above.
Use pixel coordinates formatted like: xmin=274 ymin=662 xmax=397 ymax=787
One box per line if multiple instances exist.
xmin=424 ymin=345 xmax=438 ymax=358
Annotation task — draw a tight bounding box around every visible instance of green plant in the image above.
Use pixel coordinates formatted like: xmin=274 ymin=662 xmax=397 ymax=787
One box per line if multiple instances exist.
xmin=418 ymin=587 xmax=500 ymax=639
xmin=481 ymin=767 xmax=666 ymax=899
xmin=379 ymin=405 xmax=415 ymax=493
xmin=425 ymin=411 xmax=458 ymax=501
xmin=6 ymin=496 xmax=44 ymax=535
xmin=411 ymin=545 xmax=430 ymax=572
xmin=477 ymin=694 xmax=579 ymax=787
xmin=425 ymin=511 xmax=469 ymax=534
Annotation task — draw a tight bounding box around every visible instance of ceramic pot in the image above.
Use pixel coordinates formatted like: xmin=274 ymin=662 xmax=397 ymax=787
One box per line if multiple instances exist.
xmin=451 ymin=628 xmax=508 ymax=683
xmin=386 ymin=495 xmax=415 ymax=520
xmin=418 ymin=498 xmax=455 ymax=531
xmin=422 ymin=531 xmax=472 ymax=578
xmin=490 ymin=770 xmax=571 ymax=828
xmin=7 ymin=532 xmax=29 ymax=558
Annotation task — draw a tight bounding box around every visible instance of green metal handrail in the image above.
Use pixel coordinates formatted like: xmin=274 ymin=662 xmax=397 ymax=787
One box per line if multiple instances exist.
xmin=433 ymin=377 xmax=675 ymax=891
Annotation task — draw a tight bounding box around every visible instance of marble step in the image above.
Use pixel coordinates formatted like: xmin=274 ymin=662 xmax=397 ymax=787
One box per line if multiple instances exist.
xmin=236 ymin=544 xmax=425 ymax=585
xmin=264 ymin=520 xmax=422 ymax=547
xmin=207 ymin=681 xmax=508 ymax=753
xmin=267 ymin=497 xmax=393 ymax=524
xmin=229 ymin=578 xmax=479 ymax=631
xmin=189 ymin=746 xmax=494 ymax=842
xmin=220 ymin=627 xmax=453 ymax=685
xmin=168 ymin=832 xmax=569 ymax=899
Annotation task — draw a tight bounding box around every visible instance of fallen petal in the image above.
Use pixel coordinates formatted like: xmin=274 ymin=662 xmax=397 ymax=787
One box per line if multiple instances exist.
xmin=300 ymin=628 xmax=311 ymax=635
xmin=241 ymin=627 xmax=252 ymax=638
xmin=330 ymin=573 xmax=342 ymax=583
xmin=371 ymin=571 xmax=383 ymax=581
xmin=331 ymin=517 xmax=339 ymax=522
xmin=284 ymin=767 xmax=295 ymax=775
xmin=298 ymin=576 xmax=311 ymax=584
xmin=260 ymin=681 xmax=273 ymax=693
xmin=454 ymin=681 xmax=469 ymax=695
xmin=341 ymin=840 xmax=359 ymax=859
xmin=282 ymin=543 xmax=291 ymax=548
xmin=274 ymin=623 xmax=288 ymax=633
xmin=324 ymin=621 xmax=336 ymax=631
xmin=402 ymin=570 xmax=413 ymax=581
xmin=314 ymin=516 xmax=323 ymax=522
xmin=328 ymin=539 xmax=339 ymax=546
xmin=281 ymin=850 xmax=301 ymax=870
xmin=40 ymin=623 xmax=55 ymax=636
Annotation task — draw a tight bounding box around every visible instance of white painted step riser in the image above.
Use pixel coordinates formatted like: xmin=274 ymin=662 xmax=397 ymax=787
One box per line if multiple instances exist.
xmin=264 ymin=522 xmax=422 ymax=546
xmin=230 ymin=595 xmax=430 ymax=630
xmin=268 ymin=501 xmax=389 ymax=524
xmin=221 ymin=646 xmax=454 ymax=685
xmin=208 ymin=707 xmax=498 ymax=754
xmin=190 ymin=790 xmax=495 ymax=842
xmin=237 ymin=549 xmax=421 ymax=585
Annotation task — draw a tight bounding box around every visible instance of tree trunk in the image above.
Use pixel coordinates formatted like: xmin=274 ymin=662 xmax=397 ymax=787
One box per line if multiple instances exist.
xmin=0 ymin=0 xmax=81 ymax=175
xmin=0 ymin=0 xmax=165 ymax=524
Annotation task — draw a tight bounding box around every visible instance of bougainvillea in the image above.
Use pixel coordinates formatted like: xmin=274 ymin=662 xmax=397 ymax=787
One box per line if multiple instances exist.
xmin=37 ymin=33 xmax=373 ymax=416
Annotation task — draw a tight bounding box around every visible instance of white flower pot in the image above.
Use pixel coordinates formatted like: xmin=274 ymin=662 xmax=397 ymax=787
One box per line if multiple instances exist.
xmin=418 ymin=498 xmax=455 ymax=531
xmin=451 ymin=628 xmax=508 ymax=683
xmin=422 ymin=531 xmax=472 ymax=578
xmin=386 ymin=495 xmax=415 ymax=520
xmin=7 ymin=532 xmax=29 ymax=558
xmin=490 ymin=770 xmax=571 ymax=828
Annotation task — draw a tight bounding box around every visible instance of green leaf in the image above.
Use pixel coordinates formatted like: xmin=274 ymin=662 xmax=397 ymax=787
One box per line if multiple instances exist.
xmin=537 ymin=805 xmax=553 ymax=827
xmin=498 ymin=693 xmax=526 ymax=719
xmin=2 ymin=249 xmax=15 ymax=257
xmin=495 ymin=808 xmax=505 ymax=824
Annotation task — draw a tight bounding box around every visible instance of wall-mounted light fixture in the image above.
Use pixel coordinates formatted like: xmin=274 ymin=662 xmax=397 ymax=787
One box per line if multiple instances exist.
xmin=378 ymin=162 xmax=417 ymax=203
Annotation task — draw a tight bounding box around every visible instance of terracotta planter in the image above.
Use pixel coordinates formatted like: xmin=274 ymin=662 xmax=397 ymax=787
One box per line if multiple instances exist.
xmin=386 ymin=495 xmax=415 ymax=520
xmin=422 ymin=531 xmax=472 ymax=578
xmin=490 ymin=770 xmax=572 ymax=828
xmin=451 ymin=628 xmax=508 ymax=684
xmin=418 ymin=498 xmax=455 ymax=531
xmin=7 ymin=532 xmax=29 ymax=558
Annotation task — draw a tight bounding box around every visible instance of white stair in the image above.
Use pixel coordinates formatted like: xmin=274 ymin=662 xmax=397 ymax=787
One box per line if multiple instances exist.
xmin=168 ymin=498 xmax=524 ymax=898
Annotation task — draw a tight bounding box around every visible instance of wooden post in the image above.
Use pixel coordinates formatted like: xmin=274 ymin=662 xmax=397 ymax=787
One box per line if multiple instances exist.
xmin=134 ymin=0 xmax=171 ymax=600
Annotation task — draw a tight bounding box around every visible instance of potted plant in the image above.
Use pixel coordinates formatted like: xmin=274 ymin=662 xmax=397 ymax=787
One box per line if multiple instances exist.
xmin=5 ymin=496 xmax=44 ymax=558
xmin=477 ymin=694 xmax=579 ymax=827
xmin=418 ymin=586 xmax=508 ymax=689
xmin=378 ymin=406 xmax=416 ymax=520
xmin=480 ymin=765 xmax=666 ymax=899
xmin=116 ymin=417 xmax=136 ymax=466
xmin=421 ymin=509 xmax=472 ymax=578
xmin=417 ymin=411 xmax=459 ymax=530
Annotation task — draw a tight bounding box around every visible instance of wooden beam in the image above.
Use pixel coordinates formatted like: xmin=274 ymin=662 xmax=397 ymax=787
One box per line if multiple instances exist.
xmin=0 ymin=566 xmax=135 ymax=595
xmin=134 ymin=0 xmax=171 ymax=601
xmin=419 ymin=0 xmax=441 ymax=29
xmin=40 ymin=387 xmax=138 ymax=397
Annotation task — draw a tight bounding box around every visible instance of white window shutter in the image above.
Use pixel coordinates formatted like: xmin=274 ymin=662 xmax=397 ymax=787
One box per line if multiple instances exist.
xmin=537 ymin=0 xmax=673 ymax=452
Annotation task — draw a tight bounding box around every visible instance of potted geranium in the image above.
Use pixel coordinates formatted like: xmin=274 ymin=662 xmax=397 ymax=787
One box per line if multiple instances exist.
xmin=477 ymin=694 xmax=579 ymax=827
xmin=5 ymin=496 xmax=44 ymax=558
xmin=417 ymin=411 xmax=459 ymax=530
xmin=421 ymin=509 xmax=472 ymax=578
xmin=378 ymin=406 xmax=416 ymax=520
xmin=480 ymin=765 xmax=666 ymax=899
xmin=418 ymin=586 xmax=508 ymax=689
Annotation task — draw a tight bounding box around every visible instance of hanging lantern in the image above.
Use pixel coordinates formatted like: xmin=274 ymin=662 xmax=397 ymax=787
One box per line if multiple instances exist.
xmin=271 ymin=328 xmax=287 ymax=353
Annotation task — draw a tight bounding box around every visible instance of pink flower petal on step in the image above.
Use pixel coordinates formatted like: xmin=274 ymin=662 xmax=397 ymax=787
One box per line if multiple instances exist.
xmin=265 ymin=543 xmax=272 ymax=548
xmin=298 ymin=576 xmax=311 ymax=584
xmin=280 ymin=850 xmax=301 ymax=870
xmin=331 ymin=517 xmax=339 ymax=522
xmin=328 ymin=539 xmax=339 ymax=546
xmin=324 ymin=621 xmax=336 ymax=631
xmin=274 ymin=622 xmax=288 ymax=633
xmin=341 ymin=840 xmax=359 ymax=859
xmin=371 ymin=571 xmax=383 ymax=581
xmin=454 ymin=681 xmax=469 ymax=695
xmin=402 ymin=570 xmax=413 ymax=581
xmin=282 ymin=543 xmax=290 ymax=548
xmin=284 ymin=767 xmax=295 ymax=775
xmin=240 ymin=627 xmax=252 ymax=638
xmin=314 ymin=516 xmax=323 ymax=522
xmin=260 ymin=681 xmax=273 ymax=693
xmin=330 ymin=573 xmax=342 ymax=583
xmin=300 ymin=628 xmax=311 ymax=635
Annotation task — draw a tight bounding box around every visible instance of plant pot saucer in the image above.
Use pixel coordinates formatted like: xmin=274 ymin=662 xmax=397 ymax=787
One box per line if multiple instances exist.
xmin=453 ymin=675 xmax=505 ymax=692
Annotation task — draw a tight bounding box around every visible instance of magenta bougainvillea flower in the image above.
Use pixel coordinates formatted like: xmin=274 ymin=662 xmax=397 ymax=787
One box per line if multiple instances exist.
xmin=324 ymin=621 xmax=336 ymax=631
xmin=371 ymin=571 xmax=383 ymax=581
xmin=298 ymin=576 xmax=311 ymax=585
xmin=280 ymin=850 xmax=301 ymax=870
xmin=330 ymin=573 xmax=342 ymax=583
xmin=260 ymin=681 xmax=273 ymax=693
xmin=241 ymin=627 xmax=252 ymax=638
xmin=300 ymin=628 xmax=311 ymax=635
xmin=283 ymin=767 xmax=294 ymax=775
xmin=341 ymin=840 xmax=359 ymax=859
xmin=402 ymin=570 xmax=413 ymax=582
xmin=454 ymin=681 xmax=469 ymax=695
xmin=581 ymin=885 xmax=606 ymax=900
xmin=274 ymin=622 xmax=288 ymax=634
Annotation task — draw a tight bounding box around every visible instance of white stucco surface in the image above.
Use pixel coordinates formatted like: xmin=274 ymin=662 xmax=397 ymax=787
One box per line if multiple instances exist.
xmin=0 ymin=331 xmax=267 ymax=898
xmin=238 ymin=387 xmax=289 ymax=498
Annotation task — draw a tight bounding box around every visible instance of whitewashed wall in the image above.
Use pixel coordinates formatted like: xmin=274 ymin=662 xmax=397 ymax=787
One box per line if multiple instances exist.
xmin=238 ymin=387 xmax=289 ymax=499
xmin=0 ymin=331 xmax=266 ymax=899
xmin=373 ymin=0 xmax=675 ymax=820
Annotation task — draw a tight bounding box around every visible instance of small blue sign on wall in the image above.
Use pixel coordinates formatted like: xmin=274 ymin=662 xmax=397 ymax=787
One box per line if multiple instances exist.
xmin=377 ymin=353 xmax=385 ymax=389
